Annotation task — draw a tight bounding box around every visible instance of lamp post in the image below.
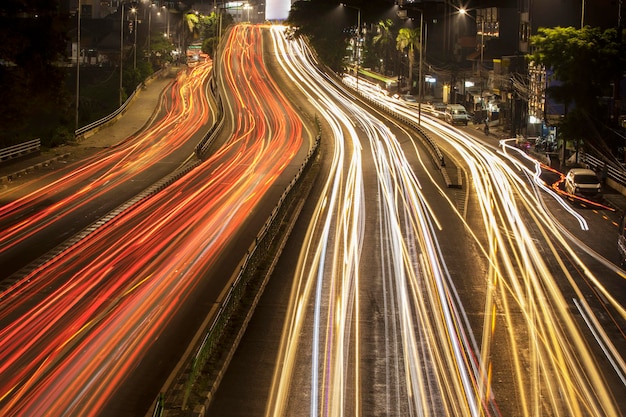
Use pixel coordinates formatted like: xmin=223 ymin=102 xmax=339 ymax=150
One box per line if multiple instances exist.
xmin=76 ymin=0 xmax=81 ymax=130
xmin=581 ymin=0 xmax=585 ymax=28
xmin=459 ymin=9 xmax=484 ymax=73
xmin=342 ymin=3 xmax=361 ymax=91
xmin=147 ymin=2 xmax=153 ymax=59
xmin=417 ymin=10 xmax=423 ymax=125
xmin=132 ymin=7 xmax=137 ymax=69
xmin=119 ymin=3 xmax=125 ymax=106
xmin=161 ymin=5 xmax=170 ymax=41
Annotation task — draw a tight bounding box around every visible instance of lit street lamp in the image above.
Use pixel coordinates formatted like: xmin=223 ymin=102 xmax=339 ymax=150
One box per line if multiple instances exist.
xmin=161 ymin=5 xmax=170 ymax=40
xmin=459 ymin=8 xmax=486 ymax=111
xmin=459 ymin=8 xmax=484 ymax=72
xmin=119 ymin=3 xmax=137 ymax=106
xmin=146 ymin=2 xmax=154 ymax=59
xmin=132 ymin=7 xmax=138 ymax=69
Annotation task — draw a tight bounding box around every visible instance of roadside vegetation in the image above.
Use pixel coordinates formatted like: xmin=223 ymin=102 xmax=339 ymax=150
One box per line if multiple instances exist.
xmin=528 ymin=26 xmax=626 ymax=158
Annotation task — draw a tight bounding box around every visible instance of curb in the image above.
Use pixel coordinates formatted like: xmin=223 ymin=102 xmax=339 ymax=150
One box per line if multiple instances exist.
xmin=0 ymin=153 xmax=71 ymax=185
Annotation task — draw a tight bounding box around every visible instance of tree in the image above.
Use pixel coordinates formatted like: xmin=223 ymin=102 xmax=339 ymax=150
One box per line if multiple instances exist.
xmin=181 ymin=12 xmax=200 ymax=60
xmin=287 ymin=0 xmax=349 ymax=71
xmin=150 ymin=31 xmax=176 ymax=66
xmin=396 ymin=27 xmax=420 ymax=93
xmin=198 ymin=12 xmax=219 ymax=58
xmin=0 ymin=0 xmax=71 ymax=147
xmin=373 ymin=19 xmax=394 ymax=75
xmin=528 ymin=26 xmax=625 ymax=150
xmin=198 ymin=11 xmax=232 ymax=58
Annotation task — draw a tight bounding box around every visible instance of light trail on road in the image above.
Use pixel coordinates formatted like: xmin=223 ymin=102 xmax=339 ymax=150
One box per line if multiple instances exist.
xmin=0 ymin=25 xmax=308 ymax=416
xmin=347 ymin=75 xmax=626 ymax=415
xmin=266 ymin=26 xmax=498 ymax=417
xmin=0 ymin=62 xmax=213 ymax=261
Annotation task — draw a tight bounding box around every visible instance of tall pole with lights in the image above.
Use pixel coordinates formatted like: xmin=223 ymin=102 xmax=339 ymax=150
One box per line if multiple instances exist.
xmin=459 ymin=8 xmax=485 ymax=110
xmin=76 ymin=0 xmax=81 ymax=130
xmin=133 ymin=8 xmax=137 ymax=69
xmin=120 ymin=3 xmax=125 ymax=106
xmin=418 ymin=10 xmax=423 ymax=125
xmin=147 ymin=3 xmax=152 ymax=59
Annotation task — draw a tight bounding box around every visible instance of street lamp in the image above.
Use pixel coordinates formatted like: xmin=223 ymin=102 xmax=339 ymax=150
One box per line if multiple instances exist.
xmin=131 ymin=6 xmax=137 ymax=70
xmin=160 ymin=5 xmax=170 ymax=41
xmin=459 ymin=8 xmax=484 ymax=72
xmin=76 ymin=0 xmax=81 ymax=130
xmin=416 ymin=10 xmax=424 ymax=125
xmin=341 ymin=3 xmax=361 ymax=91
xmin=120 ymin=3 xmax=125 ymax=106
xmin=146 ymin=2 xmax=154 ymax=59
xmin=459 ymin=8 xmax=485 ymax=111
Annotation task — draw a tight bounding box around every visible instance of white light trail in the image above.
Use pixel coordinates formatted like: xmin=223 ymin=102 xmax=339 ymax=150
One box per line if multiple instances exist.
xmin=267 ymin=25 xmax=496 ymax=417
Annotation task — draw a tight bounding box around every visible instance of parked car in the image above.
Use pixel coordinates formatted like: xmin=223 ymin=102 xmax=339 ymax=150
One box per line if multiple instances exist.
xmin=564 ymin=168 xmax=602 ymax=199
xmin=432 ymin=102 xmax=447 ymax=118
xmin=401 ymin=94 xmax=417 ymax=102
xmin=444 ymin=104 xmax=470 ymax=125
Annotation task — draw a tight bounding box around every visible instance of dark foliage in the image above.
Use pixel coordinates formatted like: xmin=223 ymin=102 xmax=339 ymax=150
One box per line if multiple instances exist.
xmin=528 ymin=26 xmax=625 ymax=154
xmin=287 ymin=0 xmax=352 ymax=71
xmin=0 ymin=0 xmax=72 ymax=147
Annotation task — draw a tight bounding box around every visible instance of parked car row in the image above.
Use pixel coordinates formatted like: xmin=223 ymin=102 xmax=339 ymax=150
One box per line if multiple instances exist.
xmin=402 ymin=99 xmax=470 ymax=126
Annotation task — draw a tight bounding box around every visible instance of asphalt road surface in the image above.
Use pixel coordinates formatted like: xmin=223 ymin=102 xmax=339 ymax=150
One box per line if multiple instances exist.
xmin=208 ymin=26 xmax=626 ymax=417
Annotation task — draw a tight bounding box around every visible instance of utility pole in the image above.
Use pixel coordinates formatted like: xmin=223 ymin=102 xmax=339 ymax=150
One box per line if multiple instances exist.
xmin=133 ymin=9 xmax=137 ymax=69
xmin=75 ymin=0 xmax=81 ymax=131
xmin=120 ymin=3 xmax=125 ymax=106
xmin=418 ymin=10 xmax=423 ymax=125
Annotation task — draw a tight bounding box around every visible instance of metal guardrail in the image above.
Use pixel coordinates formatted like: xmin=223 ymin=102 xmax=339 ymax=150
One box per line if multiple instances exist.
xmin=151 ymin=393 xmax=164 ymax=417
xmin=3 ymin=70 xmax=166 ymax=165
xmin=74 ymin=68 xmax=166 ymax=138
xmin=581 ymin=153 xmax=626 ymax=187
xmin=180 ymin=133 xmax=321 ymax=410
xmin=0 ymin=138 xmax=41 ymax=163
xmin=342 ymin=79 xmax=446 ymax=168
xmin=74 ymin=86 xmax=140 ymax=138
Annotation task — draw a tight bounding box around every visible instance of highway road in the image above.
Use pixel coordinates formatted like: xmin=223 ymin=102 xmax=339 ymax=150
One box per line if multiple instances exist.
xmin=0 ymin=61 xmax=215 ymax=281
xmin=0 ymin=24 xmax=316 ymax=416
xmin=1 ymin=22 xmax=623 ymax=417
xmin=209 ymin=26 xmax=626 ymax=417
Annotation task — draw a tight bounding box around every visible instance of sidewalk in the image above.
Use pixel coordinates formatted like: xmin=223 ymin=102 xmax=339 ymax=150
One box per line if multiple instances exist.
xmin=0 ymin=65 xmax=182 ymax=186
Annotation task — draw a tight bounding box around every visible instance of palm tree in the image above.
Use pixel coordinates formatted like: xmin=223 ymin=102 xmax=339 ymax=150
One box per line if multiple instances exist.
xmin=181 ymin=12 xmax=200 ymax=61
xmin=396 ymin=27 xmax=420 ymax=93
xmin=373 ymin=19 xmax=394 ymax=75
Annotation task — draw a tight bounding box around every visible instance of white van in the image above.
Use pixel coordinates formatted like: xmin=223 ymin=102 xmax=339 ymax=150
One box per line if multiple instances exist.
xmin=445 ymin=104 xmax=469 ymax=126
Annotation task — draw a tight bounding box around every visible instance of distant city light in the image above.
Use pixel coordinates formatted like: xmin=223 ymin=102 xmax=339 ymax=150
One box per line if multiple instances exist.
xmin=266 ymin=0 xmax=290 ymax=20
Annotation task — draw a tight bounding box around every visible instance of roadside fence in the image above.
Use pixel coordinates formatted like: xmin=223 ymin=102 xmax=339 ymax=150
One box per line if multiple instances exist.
xmin=0 ymin=138 xmax=41 ymax=163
